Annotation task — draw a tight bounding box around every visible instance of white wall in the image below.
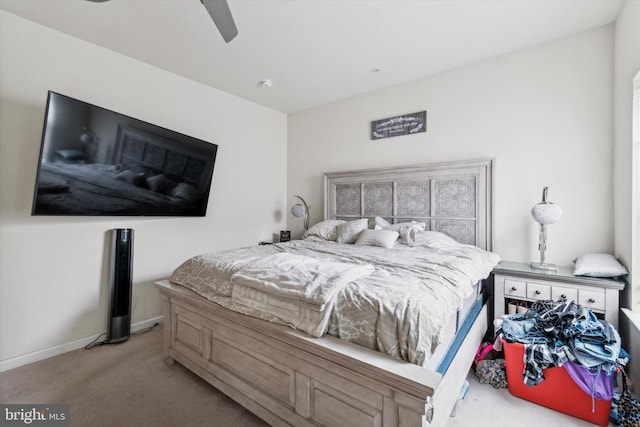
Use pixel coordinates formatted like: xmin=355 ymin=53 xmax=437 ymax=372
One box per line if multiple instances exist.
xmin=0 ymin=11 xmax=287 ymax=367
xmin=613 ymin=0 xmax=640 ymax=395
xmin=288 ymin=25 xmax=614 ymax=267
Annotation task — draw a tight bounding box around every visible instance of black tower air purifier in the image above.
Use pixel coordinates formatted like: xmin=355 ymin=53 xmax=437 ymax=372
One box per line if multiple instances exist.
xmin=108 ymin=228 xmax=134 ymax=343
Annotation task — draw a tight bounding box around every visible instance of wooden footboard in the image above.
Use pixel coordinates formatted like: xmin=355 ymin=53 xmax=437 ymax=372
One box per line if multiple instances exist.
xmin=155 ymin=280 xmax=487 ymax=426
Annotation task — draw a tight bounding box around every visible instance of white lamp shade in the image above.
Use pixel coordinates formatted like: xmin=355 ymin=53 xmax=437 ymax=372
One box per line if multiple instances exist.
xmin=291 ymin=204 xmax=306 ymax=217
xmin=531 ymin=202 xmax=562 ymax=225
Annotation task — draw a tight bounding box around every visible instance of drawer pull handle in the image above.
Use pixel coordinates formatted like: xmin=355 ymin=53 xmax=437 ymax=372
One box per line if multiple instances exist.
xmin=511 ymin=286 xmax=517 ymax=291
xmin=588 ymin=298 xmax=596 ymax=303
xmin=535 ymin=290 xmax=541 ymax=295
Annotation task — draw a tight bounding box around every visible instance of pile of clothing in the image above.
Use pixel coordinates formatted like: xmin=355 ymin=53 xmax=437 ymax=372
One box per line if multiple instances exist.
xmin=496 ymin=299 xmax=624 ymax=401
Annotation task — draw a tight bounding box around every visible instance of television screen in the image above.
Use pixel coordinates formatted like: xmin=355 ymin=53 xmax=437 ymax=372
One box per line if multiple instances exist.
xmin=32 ymin=91 xmax=218 ymax=216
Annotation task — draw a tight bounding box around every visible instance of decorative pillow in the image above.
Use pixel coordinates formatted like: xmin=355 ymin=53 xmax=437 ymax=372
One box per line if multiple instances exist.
xmin=146 ymin=174 xmax=177 ymax=194
xmin=573 ymin=253 xmax=628 ymax=278
xmin=169 ymin=182 xmax=198 ymax=200
xmin=302 ymin=220 xmax=346 ymax=241
xmin=116 ymin=169 xmax=146 ymax=187
xmin=355 ymin=229 xmax=399 ymax=249
xmin=373 ymin=217 xmax=426 ymax=246
xmin=373 ymin=216 xmax=391 ymax=229
xmin=335 ymin=218 xmax=369 ymax=244
xmin=412 ymin=230 xmax=460 ymax=249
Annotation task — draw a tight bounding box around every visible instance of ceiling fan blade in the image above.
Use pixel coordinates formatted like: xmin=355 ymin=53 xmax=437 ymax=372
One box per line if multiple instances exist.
xmin=201 ymin=0 xmax=238 ymax=43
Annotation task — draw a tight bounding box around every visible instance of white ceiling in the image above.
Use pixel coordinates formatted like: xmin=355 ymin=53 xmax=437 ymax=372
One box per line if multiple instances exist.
xmin=0 ymin=0 xmax=624 ymax=114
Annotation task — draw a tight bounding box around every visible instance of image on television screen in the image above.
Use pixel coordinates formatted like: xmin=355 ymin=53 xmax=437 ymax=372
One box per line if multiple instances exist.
xmin=32 ymin=91 xmax=218 ymax=216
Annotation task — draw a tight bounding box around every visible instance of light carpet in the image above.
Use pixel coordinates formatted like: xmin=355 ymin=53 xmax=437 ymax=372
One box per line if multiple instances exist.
xmin=0 ymin=325 xmax=613 ymax=427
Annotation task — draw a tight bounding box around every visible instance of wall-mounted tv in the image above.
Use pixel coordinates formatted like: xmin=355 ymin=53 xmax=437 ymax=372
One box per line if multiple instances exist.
xmin=32 ymin=91 xmax=218 ymax=216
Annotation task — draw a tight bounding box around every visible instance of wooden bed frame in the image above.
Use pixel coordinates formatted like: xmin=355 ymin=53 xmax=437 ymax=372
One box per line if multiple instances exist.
xmin=155 ymin=158 xmax=494 ymax=426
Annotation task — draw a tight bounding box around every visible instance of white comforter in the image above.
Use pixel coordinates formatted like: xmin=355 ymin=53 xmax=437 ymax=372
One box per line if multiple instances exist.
xmin=231 ymin=252 xmax=374 ymax=310
xmin=231 ymin=253 xmax=374 ymax=337
xmin=170 ymin=238 xmax=500 ymax=365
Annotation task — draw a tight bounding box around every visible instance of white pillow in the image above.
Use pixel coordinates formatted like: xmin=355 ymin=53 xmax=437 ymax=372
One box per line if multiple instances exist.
xmin=355 ymin=229 xmax=399 ymax=249
xmin=573 ymin=253 xmax=628 ymax=278
xmin=373 ymin=216 xmax=391 ymax=229
xmin=373 ymin=217 xmax=426 ymax=246
xmin=169 ymin=182 xmax=198 ymax=200
xmin=335 ymin=218 xmax=369 ymax=244
xmin=146 ymin=174 xmax=177 ymax=194
xmin=302 ymin=220 xmax=346 ymax=241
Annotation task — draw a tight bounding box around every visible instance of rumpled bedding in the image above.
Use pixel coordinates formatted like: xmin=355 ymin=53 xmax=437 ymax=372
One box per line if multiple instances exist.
xmin=231 ymin=252 xmax=374 ymax=310
xmin=230 ymin=253 xmax=374 ymax=337
xmin=170 ymin=238 xmax=500 ymax=366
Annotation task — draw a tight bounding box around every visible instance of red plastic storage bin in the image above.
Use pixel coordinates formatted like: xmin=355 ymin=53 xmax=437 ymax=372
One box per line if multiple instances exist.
xmin=502 ymin=340 xmax=612 ymax=426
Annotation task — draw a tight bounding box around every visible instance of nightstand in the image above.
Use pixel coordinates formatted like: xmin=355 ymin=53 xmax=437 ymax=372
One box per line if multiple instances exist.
xmin=493 ymin=261 xmax=626 ymax=327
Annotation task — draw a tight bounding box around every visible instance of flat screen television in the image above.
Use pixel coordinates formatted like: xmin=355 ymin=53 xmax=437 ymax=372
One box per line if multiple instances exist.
xmin=32 ymin=91 xmax=218 ymax=216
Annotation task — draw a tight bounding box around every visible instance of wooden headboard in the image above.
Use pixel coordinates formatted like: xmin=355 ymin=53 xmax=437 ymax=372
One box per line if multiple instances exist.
xmin=324 ymin=158 xmax=494 ymax=250
xmin=113 ymin=126 xmax=215 ymax=191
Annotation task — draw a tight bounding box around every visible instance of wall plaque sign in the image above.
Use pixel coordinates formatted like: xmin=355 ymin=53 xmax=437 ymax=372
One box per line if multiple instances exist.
xmin=371 ymin=111 xmax=426 ymax=140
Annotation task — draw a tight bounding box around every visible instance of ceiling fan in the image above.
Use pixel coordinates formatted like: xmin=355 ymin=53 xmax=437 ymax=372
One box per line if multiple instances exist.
xmin=85 ymin=0 xmax=238 ymax=43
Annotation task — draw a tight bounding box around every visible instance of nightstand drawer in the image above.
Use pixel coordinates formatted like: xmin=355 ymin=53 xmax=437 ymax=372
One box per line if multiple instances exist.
xmin=527 ymin=282 xmax=551 ymax=300
xmin=551 ymin=286 xmax=578 ymax=301
xmin=493 ymin=261 xmax=625 ymax=328
xmin=504 ymin=279 xmax=526 ymax=298
xmin=579 ymin=289 xmax=605 ymax=311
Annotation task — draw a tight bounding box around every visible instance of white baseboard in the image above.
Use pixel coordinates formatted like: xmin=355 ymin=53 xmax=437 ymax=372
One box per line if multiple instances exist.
xmin=129 ymin=316 xmax=164 ymax=334
xmin=0 ymin=316 xmax=164 ymax=373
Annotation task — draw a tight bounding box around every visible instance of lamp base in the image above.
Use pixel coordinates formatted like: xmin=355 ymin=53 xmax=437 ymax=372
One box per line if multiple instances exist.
xmin=530 ymin=261 xmax=557 ymax=272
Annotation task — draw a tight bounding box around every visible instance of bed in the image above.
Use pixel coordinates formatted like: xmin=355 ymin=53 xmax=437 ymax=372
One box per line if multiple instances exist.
xmin=155 ymin=158 xmax=497 ymax=426
xmin=32 ymin=126 xmax=214 ymax=215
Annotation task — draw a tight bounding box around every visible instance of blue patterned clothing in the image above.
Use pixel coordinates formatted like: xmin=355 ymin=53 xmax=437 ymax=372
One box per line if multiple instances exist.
xmin=500 ymin=299 xmax=621 ymax=386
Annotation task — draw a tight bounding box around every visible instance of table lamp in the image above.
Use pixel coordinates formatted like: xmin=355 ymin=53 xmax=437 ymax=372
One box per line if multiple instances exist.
xmin=291 ymin=195 xmax=310 ymax=230
xmin=530 ymin=187 xmax=562 ymax=271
